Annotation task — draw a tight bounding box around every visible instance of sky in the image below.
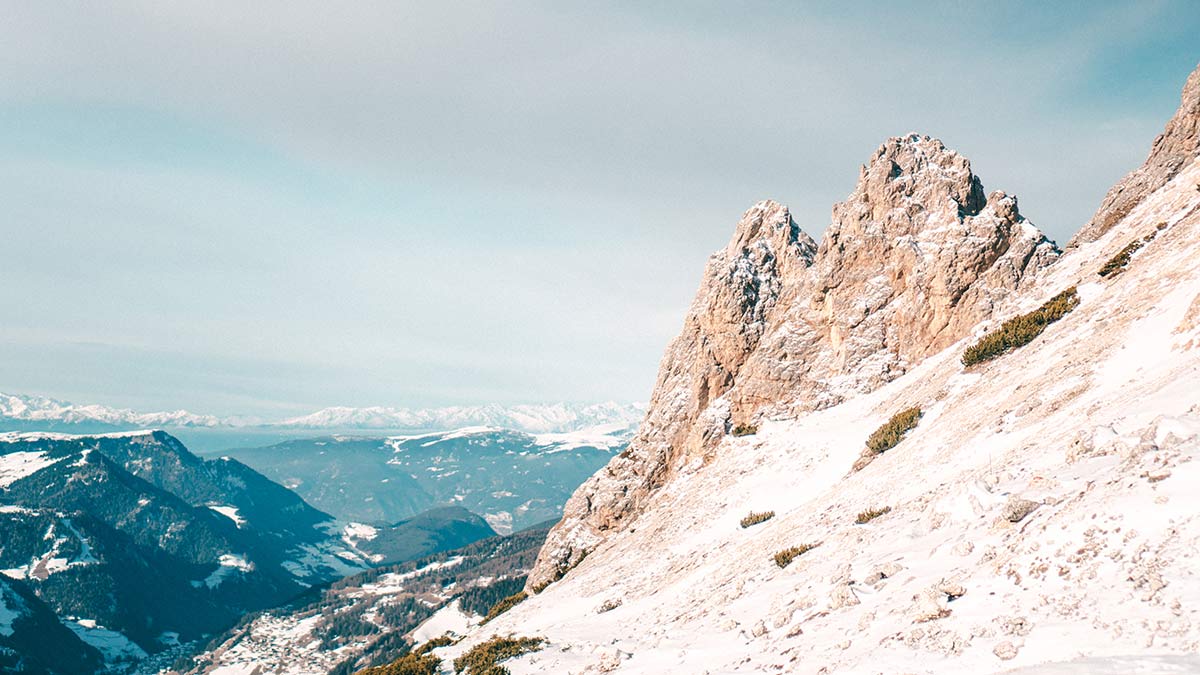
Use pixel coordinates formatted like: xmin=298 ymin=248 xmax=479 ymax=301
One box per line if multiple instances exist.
xmin=1 ymin=2 xmax=1198 ymax=416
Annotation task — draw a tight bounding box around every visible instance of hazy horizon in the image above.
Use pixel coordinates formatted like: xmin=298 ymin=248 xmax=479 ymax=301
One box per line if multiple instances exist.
xmin=3 ymin=2 xmax=1199 ymax=416
xmin=0 ymin=388 xmax=645 ymax=419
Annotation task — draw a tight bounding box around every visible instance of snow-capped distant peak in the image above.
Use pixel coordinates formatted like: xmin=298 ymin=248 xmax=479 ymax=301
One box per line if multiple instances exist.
xmin=0 ymin=430 xmax=157 ymax=443
xmin=276 ymin=402 xmax=645 ymax=434
xmin=0 ymin=392 xmax=222 ymax=429
xmin=0 ymin=391 xmax=644 ymax=435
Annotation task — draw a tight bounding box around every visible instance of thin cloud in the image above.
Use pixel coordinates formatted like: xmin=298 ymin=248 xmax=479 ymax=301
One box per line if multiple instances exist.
xmin=0 ymin=3 xmax=1196 ymax=414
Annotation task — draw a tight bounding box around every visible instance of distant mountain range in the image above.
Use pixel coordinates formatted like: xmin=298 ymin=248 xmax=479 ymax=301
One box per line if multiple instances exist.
xmin=0 ymin=430 xmax=497 ymax=673
xmin=0 ymin=393 xmax=226 ymax=430
xmin=0 ymin=419 xmax=626 ymax=673
xmin=0 ymin=392 xmax=644 ymax=435
xmin=224 ymin=426 xmax=629 ymax=534
xmin=275 ymin=402 xmax=643 ymax=433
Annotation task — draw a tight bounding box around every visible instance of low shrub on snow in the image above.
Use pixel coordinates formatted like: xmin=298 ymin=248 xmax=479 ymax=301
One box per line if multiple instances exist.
xmin=481 ymin=591 xmax=527 ymax=624
xmin=1098 ymin=239 xmax=1146 ymax=277
xmin=961 ymin=287 xmax=1080 ymax=366
xmin=596 ymin=597 xmax=623 ymax=614
xmin=417 ymin=636 xmax=455 ymax=653
xmin=731 ymin=423 xmax=758 ymax=437
xmin=453 ymin=635 xmax=544 ymax=675
xmin=356 ymin=650 xmax=441 ymax=675
xmin=855 ymin=506 xmax=891 ymax=524
xmin=1098 ymin=222 xmax=1167 ymax=278
xmin=740 ymin=511 xmax=775 ymax=528
xmin=866 ymin=408 xmax=922 ymax=455
xmin=853 ymin=407 xmax=922 ymax=472
xmin=774 ymin=543 xmax=819 ymax=568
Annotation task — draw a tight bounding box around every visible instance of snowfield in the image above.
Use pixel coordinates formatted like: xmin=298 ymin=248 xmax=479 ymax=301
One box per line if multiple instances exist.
xmin=438 ymin=162 xmax=1200 ymax=672
xmin=197 ymin=554 xmax=255 ymax=589
xmin=208 ymin=504 xmax=246 ymax=528
xmin=0 ymin=450 xmax=64 ymax=487
xmin=356 ymin=557 xmax=465 ymax=597
xmin=484 ymin=511 xmax=514 ymax=535
xmin=66 ymin=619 xmax=148 ymax=663
xmin=411 ymin=600 xmax=476 ymax=645
xmin=532 ymin=422 xmax=637 ymax=451
xmin=281 ymin=542 xmax=371 ymax=581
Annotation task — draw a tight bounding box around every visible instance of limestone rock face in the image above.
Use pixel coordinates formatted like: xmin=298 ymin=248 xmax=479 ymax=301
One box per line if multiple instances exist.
xmin=527 ymin=135 xmax=1058 ymax=592
xmin=729 ymin=135 xmax=1059 ymax=419
xmin=526 ymin=200 xmax=816 ymax=589
xmin=1071 ymin=62 xmax=1200 ymax=246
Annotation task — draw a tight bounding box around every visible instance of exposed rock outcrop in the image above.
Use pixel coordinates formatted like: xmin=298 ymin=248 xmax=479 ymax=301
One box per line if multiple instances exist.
xmin=528 ymin=135 xmax=1059 ymax=591
xmin=1071 ymin=61 xmax=1200 ymax=246
xmin=526 ymin=200 xmax=817 ymax=588
xmin=728 ymin=135 xmax=1059 ymax=420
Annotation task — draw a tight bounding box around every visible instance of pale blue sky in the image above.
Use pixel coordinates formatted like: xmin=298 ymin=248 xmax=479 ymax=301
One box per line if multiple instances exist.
xmin=1 ymin=2 xmax=1197 ymax=416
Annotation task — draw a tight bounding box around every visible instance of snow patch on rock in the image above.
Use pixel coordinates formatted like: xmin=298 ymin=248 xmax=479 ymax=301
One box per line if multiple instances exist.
xmin=208 ymin=504 xmax=246 ymax=528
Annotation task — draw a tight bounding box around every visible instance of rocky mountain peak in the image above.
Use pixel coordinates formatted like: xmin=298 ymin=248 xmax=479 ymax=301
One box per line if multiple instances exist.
xmin=465 ymin=64 xmax=1200 ymax=673
xmin=727 ymin=199 xmax=784 ymax=247
xmin=844 ymin=134 xmax=987 ymax=232
xmin=986 ymin=189 xmax=1021 ymax=223
xmin=728 ymin=137 xmax=1055 ymax=420
xmin=815 ymin=135 xmax=1035 ymax=293
xmin=1072 ymin=61 xmax=1200 ymax=245
xmin=528 ymin=136 xmax=1058 ymax=591
xmin=726 ymin=199 xmax=807 ymax=257
xmin=717 ymin=200 xmax=817 ymax=331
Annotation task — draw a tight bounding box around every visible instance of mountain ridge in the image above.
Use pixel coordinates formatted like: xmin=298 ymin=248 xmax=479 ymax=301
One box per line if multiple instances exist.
xmin=0 ymin=393 xmax=644 ymax=435
xmin=0 ymin=429 xmax=500 ymax=672
xmin=434 ymin=62 xmax=1200 ymax=675
xmin=1070 ymin=62 xmax=1200 ymax=246
xmin=221 ymin=425 xmax=629 ymax=533
xmin=528 ymin=131 xmax=1060 ymax=590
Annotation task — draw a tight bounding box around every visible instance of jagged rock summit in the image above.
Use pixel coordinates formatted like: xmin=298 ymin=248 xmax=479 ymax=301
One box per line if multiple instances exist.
xmin=729 ymin=134 xmax=1058 ymax=420
xmin=1072 ymin=61 xmax=1200 ymax=245
xmin=522 ymin=200 xmax=817 ymax=589
xmin=528 ymin=133 xmax=1059 ymax=590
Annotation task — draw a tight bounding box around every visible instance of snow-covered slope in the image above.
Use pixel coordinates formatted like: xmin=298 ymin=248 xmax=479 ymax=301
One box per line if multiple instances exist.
xmin=439 ymin=69 xmax=1200 ymax=674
